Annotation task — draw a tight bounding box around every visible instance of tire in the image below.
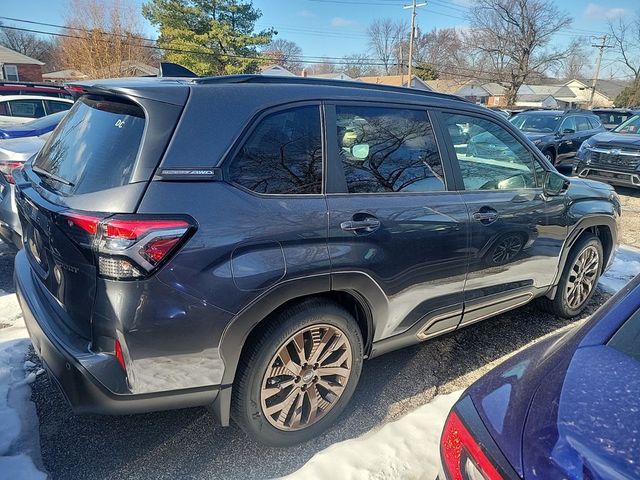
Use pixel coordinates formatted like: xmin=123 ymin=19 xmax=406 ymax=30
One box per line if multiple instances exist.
xmin=232 ymin=299 xmax=364 ymax=446
xmin=536 ymin=233 xmax=603 ymax=318
xmin=544 ymin=149 xmax=556 ymax=165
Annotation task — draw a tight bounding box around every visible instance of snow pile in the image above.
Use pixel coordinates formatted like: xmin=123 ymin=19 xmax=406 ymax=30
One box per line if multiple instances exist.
xmin=285 ymin=390 xmax=462 ymax=480
xmin=0 ymin=292 xmax=46 ymax=480
xmin=599 ymin=246 xmax=640 ymax=294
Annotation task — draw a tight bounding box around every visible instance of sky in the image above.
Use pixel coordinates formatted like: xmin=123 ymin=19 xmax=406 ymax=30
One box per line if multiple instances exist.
xmin=1 ymin=0 xmax=638 ymax=78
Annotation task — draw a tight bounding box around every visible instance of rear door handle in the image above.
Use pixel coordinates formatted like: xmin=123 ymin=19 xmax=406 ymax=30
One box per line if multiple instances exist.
xmin=472 ymin=210 xmax=499 ymax=223
xmin=340 ymin=218 xmax=381 ymax=233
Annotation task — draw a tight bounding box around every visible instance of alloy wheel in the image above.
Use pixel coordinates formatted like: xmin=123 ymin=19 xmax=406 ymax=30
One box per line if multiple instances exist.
xmin=565 ymin=245 xmax=599 ymax=309
xmin=260 ymin=324 xmax=353 ymax=431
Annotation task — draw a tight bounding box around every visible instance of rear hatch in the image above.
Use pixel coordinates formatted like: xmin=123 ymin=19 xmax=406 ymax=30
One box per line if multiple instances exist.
xmin=14 ymin=89 xmax=186 ymax=339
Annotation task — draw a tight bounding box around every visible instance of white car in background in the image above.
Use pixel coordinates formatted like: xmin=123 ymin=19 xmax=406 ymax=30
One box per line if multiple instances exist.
xmin=0 ymin=95 xmax=73 ymax=127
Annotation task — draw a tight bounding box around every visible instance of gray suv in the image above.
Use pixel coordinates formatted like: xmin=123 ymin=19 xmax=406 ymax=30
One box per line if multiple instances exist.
xmin=14 ymin=75 xmax=620 ymax=446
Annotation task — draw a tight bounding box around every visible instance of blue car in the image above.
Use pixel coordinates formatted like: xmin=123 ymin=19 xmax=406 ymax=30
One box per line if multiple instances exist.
xmin=0 ymin=110 xmax=66 ymax=139
xmin=440 ymin=272 xmax=640 ymax=479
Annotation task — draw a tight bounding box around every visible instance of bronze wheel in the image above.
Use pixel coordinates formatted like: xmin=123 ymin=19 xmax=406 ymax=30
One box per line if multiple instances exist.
xmin=565 ymin=245 xmax=600 ymax=310
xmin=260 ymin=324 xmax=353 ymax=431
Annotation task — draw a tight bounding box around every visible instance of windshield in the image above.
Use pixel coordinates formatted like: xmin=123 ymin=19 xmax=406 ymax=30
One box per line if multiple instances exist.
xmin=510 ymin=113 xmax=561 ymax=133
xmin=613 ymin=115 xmax=640 ymax=135
xmin=18 ymin=111 xmax=67 ymax=129
xmin=33 ymin=95 xmax=145 ymax=195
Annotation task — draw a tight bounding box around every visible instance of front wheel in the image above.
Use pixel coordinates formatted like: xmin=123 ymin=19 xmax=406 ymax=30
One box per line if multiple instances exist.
xmin=544 ymin=149 xmax=556 ymax=165
xmin=232 ymin=299 xmax=364 ymax=446
xmin=537 ymin=233 xmax=603 ymax=318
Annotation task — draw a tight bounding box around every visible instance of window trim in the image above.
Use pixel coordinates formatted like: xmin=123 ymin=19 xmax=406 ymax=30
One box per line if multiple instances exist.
xmin=221 ymin=101 xmax=326 ymax=197
xmin=3 ymin=64 xmax=19 ymax=81
xmin=437 ymin=107 xmax=549 ymax=192
xmin=324 ymin=100 xmax=454 ymax=195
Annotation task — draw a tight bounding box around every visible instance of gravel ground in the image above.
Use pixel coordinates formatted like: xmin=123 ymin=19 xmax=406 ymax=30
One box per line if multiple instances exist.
xmin=4 ymin=182 xmax=639 ymax=480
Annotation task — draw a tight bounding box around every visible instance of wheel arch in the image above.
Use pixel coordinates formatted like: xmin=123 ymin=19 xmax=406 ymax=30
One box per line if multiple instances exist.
xmin=212 ymin=273 xmax=380 ymax=425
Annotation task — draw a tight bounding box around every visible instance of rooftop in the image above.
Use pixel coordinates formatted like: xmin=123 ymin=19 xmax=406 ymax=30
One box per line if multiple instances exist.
xmin=0 ymin=45 xmax=44 ymax=66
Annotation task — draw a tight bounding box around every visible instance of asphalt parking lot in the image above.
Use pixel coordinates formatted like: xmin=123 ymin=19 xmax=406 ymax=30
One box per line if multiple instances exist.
xmin=4 ymin=184 xmax=639 ymax=480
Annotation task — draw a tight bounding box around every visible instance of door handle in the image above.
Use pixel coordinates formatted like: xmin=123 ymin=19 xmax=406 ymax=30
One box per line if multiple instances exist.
xmin=472 ymin=210 xmax=499 ymax=223
xmin=340 ymin=218 xmax=381 ymax=233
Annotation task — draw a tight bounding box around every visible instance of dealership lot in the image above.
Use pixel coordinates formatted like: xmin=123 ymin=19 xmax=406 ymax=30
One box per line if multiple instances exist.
xmin=0 ymin=185 xmax=635 ymax=479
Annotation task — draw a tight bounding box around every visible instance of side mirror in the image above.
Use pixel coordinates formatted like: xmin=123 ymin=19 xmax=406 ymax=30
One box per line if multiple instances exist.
xmin=351 ymin=144 xmax=370 ymax=160
xmin=562 ymin=128 xmax=575 ymax=135
xmin=543 ymin=171 xmax=569 ymax=196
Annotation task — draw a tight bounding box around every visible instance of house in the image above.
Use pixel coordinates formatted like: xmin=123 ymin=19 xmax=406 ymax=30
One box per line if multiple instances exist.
xmin=563 ymin=78 xmax=629 ymax=108
xmin=117 ymin=61 xmax=159 ymax=77
xmin=455 ymin=82 xmax=506 ymax=106
xmin=357 ymin=74 xmax=432 ymax=90
xmin=42 ymin=69 xmax=88 ymax=83
xmin=0 ymin=45 xmax=44 ymax=82
xmin=515 ymin=94 xmax=558 ymax=109
xmin=424 ymin=79 xmax=468 ymax=95
xmin=260 ymin=64 xmax=296 ymax=77
xmin=308 ymin=72 xmax=355 ymax=81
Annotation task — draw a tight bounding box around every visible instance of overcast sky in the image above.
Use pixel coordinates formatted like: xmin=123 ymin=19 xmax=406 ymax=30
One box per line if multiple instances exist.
xmin=2 ymin=0 xmax=638 ymax=78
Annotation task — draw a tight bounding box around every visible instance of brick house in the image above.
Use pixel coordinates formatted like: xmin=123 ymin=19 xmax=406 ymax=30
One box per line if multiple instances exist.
xmin=0 ymin=45 xmax=44 ymax=82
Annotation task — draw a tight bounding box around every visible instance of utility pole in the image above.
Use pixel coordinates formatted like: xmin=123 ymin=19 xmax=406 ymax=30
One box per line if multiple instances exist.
xmin=589 ymin=35 xmax=612 ymax=108
xmin=403 ymin=0 xmax=426 ymax=88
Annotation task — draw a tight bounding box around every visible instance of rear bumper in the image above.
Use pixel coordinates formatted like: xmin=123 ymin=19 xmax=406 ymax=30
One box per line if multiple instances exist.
xmin=15 ymin=250 xmax=218 ymax=415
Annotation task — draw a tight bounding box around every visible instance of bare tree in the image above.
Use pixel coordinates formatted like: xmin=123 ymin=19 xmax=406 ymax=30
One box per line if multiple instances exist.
xmin=339 ymin=54 xmax=378 ymax=78
xmin=307 ymin=58 xmax=337 ymax=75
xmin=558 ymin=39 xmax=589 ymax=80
xmin=405 ymin=27 xmax=469 ymax=79
xmin=263 ymin=39 xmax=303 ymax=73
xmin=367 ymin=18 xmax=406 ymax=75
xmin=0 ymin=23 xmax=54 ymax=63
xmin=609 ymin=15 xmax=640 ymax=82
xmin=468 ymin=0 xmax=573 ymax=105
xmin=57 ymin=0 xmax=158 ymax=79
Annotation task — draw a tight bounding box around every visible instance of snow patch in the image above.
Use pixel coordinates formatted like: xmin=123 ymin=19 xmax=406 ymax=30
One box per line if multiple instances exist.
xmin=285 ymin=391 xmax=462 ymax=480
xmin=599 ymin=246 xmax=640 ymax=294
xmin=0 ymin=293 xmax=46 ymax=479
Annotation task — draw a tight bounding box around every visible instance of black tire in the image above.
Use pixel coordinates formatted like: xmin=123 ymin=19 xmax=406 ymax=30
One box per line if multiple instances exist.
xmin=232 ymin=298 xmax=364 ymax=446
xmin=543 ymin=149 xmax=556 ymax=165
xmin=536 ymin=233 xmax=603 ymax=318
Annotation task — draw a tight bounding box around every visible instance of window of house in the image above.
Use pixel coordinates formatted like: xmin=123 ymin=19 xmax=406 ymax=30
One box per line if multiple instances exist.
xmin=446 ymin=114 xmax=540 ymax=190
xmin=3 ymin=65 xmax=19 ymax=82
xmin=335 ymin=106 xmax=445 ymax=193
xmin=228 ymin=106 xmax=323 ymax=195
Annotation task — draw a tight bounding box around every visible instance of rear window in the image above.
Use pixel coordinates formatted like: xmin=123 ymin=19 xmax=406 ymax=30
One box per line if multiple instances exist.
xmin=33 ymin=96 xmax=145 ymax=195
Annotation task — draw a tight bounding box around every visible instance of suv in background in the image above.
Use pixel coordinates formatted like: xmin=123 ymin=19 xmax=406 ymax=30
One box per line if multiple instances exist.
xmin=14 ymin=76 xmax=620 ymax=446
xmin=0 ymin=81 xmax=73 ymax=99
xmin=592 ymin=108 xmax=638 ymax=130
xmin=0 ymin=95 xmax=73 ymax=126
xmin=509 ymin=109 xmax=606 ymax=165
xmin=575 ymin=113 xmax=640 ymax=188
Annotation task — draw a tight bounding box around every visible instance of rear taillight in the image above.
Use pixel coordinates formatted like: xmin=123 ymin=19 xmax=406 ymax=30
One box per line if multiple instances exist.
xmin=441 ymin=411 xmax=503 ymax=480
xmin=60 ymin=212 xmax=194 ymax=280
xmin=0 ymin=160 xmax=24 ymax=184
xmin=114 ymin=339 xmax=126 ymax=371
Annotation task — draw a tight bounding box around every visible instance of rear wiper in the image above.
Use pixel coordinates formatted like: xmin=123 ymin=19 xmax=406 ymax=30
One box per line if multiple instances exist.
xmin=32 ymin=165 xmax=75 ymax=187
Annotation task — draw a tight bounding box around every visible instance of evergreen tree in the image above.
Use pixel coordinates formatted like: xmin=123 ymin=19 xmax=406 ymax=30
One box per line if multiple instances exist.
xmin=143 ymin=0 xmax=274 ymax=75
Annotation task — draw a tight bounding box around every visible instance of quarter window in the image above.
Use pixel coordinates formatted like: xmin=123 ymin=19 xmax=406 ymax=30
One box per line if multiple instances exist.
xmin=446 ymin=114 xmax=539 ymax=190
xmin=228 ymin=106 xmax=322 ymax=195
xmin=45 ymin=100 xmax=72 ymax=114
xmin=335 ymin=106 xmax=445 ymax=193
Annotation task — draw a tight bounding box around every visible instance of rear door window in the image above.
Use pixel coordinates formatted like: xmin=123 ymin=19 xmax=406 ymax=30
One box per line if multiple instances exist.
xmin=45 ymin=100 xmax=72 ymax=114
xmin=33 ymin=95 xmax=145 ymax=195
xmin=8 ymin=99 xmax=45 ymax=118
xmin=334 ymin=106 xmax=445 ymax=193
xmin=576 ymin=116 xmax=592 ymax=132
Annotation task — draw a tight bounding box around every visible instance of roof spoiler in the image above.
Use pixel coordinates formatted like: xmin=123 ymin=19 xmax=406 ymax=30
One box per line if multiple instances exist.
xmin=159 ymin=63 xmax=199 ymax=78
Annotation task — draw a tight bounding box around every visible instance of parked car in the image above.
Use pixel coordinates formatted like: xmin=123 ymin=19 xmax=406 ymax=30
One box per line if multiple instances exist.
xmin=439 ymin=273 xmax=640 ymax=480
xmin=0 ymin=81 xmax=73 ymax=99
xmin=591 ymin=108 xmax=637 ymax=130
xmin=0 ymin=134 xmax=49 ymax=247
xmin=14 ymin=75 xmax=620 ymax=447
xmin=509 ymin=109 xmax=606 ymax=165
xmin=574 ymin=113 xmax=640 ymax=188
xmin=0 ymin=95 xmax=73 ymax=127
xmin=0 ymin=111 xmax=66 ymax=139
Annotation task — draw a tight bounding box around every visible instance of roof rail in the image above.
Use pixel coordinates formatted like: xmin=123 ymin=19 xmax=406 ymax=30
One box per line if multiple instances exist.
xmin=192 ymin=74 xmax=467 ymax=102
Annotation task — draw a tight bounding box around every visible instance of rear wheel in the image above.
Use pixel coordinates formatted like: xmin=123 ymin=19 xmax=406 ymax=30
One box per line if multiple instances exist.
xmin=537 ymin=233 xmax=603 ymax=318
xmin=232 ymin=299 xmax=363 ymax=446
xmin=543 ymin=149 xmax=556 ymax=165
